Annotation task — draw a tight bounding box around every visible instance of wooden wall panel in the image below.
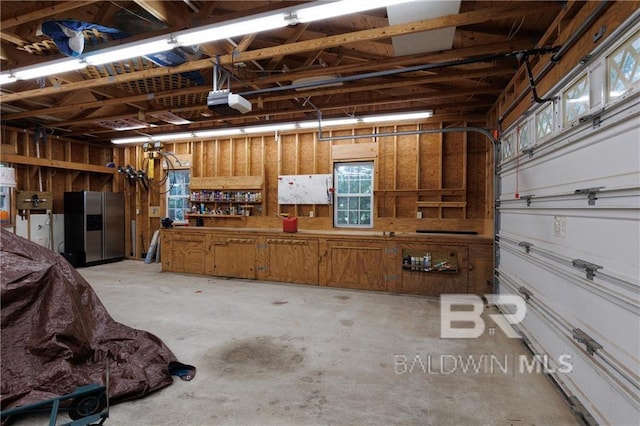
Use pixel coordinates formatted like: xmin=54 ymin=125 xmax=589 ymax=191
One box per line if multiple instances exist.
xmin=265 ymin=135 xmax=279 ymax=216
xmin=218 ymin=139 xmax=231 ymax=176
xmin=419 ymin=129 xmax=441 ymax=190
xmin=442 ymin=130 xmax=464 ymax=189
xmin=466 ymin=132 xmax=488 ymax=219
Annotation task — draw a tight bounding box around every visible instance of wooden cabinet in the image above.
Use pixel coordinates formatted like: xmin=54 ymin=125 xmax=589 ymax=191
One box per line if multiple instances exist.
xmin=265 ymin=237 xmax=319 ymax=284
xmin=161 ymin=232 xmax=206 ymax=274
xmin=161 ymin=228 xmax=493 ymax=297
xmin=326 ymin=240 xmax=387 ymax=291
xmin=188 ymin=176 xmax=264 ymax=224
xmin=206 ymin=235 xmax=257 ymax=279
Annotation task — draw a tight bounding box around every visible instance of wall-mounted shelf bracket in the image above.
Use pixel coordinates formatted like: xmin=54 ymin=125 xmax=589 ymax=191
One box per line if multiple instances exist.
xmin=574 ymin=186 xmax=604 ymax=205
xmin=572 ymin=258 xmax=602 ymax=281
xmin=572 ymin=328 xmax=602 ymax=355
xmin=518 ymin=241 xmax=533 ymax=253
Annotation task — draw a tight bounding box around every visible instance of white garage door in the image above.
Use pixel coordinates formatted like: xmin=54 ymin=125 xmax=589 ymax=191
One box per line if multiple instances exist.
xmin=495 ymin=21 xmax=640 ymax=425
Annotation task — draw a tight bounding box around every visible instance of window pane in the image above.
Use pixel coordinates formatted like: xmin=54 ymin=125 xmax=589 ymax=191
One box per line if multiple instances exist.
xmin=536 ymin=103 xmax=553 ymax=141
xmin=607 ymin=32 xmax=640 ymax=101
xmin=502 ymin=134 xmax=513 ymax=160
xmin=337 ymin=197 xmax=348 ymax=209
xmin=518 ymin=122 xmax=530 ymax=150
xmin=563 ymin=74 xmax=589 ymax=125
xmin=360 ymin=197 xmax=371 ymax=210
xmin=360 ymin=179 xmax=372 ymax=194
xmin=334 ymin=162 xmax=373 ymax=228
xmin=166 ymin=170 xmax=190 ymax=223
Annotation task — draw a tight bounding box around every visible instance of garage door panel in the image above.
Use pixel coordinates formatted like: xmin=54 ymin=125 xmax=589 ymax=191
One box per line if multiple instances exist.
xmin=499 ymin=108 xmax=640 ymax=199
xmin=498 ymin=210 xmax=640 ymax=281
xmin=499 ymin=282 xmax=640 ymax=426
xmin=499 ymin=247 xmax=639 ymax=364
xmin=496 ymin=48 xmax=640 ymax=423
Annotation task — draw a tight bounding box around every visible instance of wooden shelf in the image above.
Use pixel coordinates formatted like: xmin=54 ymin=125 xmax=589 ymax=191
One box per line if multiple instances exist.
xmin=416 ymin=201 xmax=467 ymax=208
xmin=187 ymin=214 xmax=244 ymax=219
xmin=190 ymin=199 xmax=261 ymax=204
xmin=375 ymin=188 xmax=465 ymax=196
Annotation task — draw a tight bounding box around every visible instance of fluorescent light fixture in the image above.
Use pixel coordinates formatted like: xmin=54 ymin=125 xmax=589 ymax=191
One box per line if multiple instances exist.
xmin=2 ymin=0 xmax=420 ymax=84
xmin=111 ymin=136 xmax=151 ymax=144
xmin=361 ymin=110 xmax=432 ymax=122
xmin=194 ymin=129 xmax=244 ymax=138
xmin=0 ymin=73 xmax=17 ymax=85
xmin=295 ymin=0 xmax=417 ymax=23
xmin=319 ymin=117 xmax=359 ymax=127
xmin=13 ymin=58 xmax=85 ymax=80
xmin=153 ymin=132 xmax=194 ymax=142
xmin=175 ymin=13 xmax=289 ymax=47
xmin=243 ymin=123 xmax=297 ymax=134
xmin=111 ymin=110 xmax=434 ymax=144
xmin=85 ymin=39 xmax=174 ymax=66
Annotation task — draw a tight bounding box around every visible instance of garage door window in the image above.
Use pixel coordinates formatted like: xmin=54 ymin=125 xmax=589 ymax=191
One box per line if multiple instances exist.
xmin=334 ymin=162 xmax=373 ymax=228
xmin=607 ymin=30 xmax=640 ymax=101
xmin=563 ymin=74 xmax=589 ymax=126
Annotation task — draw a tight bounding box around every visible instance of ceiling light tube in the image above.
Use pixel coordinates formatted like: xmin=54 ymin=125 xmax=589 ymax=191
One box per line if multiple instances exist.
xmin=12 ymin=58 xmax=86 ymax=80
xmin=0 ymin=73 xmax=17 ymax=86
xmin=243 ymin=123 xmax=297 ymax=134
xmin=194 ymin=129 xmax=244 ymax=138
xmin=85 ymin=39 xmax=174 ymax=66
xmin=112 ymin=111 xmax=435 ymax=144
xmin=361 ymin=111 xmax=433 ymax=122
xmin=112 ymin=136 xmax=152 ymax=145
xmin=152 ymin=132 xmax=194 ymax=142
xmin=295 ymin=0 xmax=417 ymax=23
xmin=175 ymin=13 xmax=289 ymax=47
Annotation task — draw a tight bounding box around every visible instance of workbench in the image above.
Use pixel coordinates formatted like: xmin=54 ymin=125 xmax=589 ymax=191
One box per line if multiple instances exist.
xmin=160 ymin=227 xmax=493 ymax=296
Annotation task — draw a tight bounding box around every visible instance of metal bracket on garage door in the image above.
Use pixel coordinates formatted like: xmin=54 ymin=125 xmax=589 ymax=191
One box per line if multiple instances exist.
xmin=521 ymin=146 xmax=535 ymax=157
xmin=571 ymin=259 xmax=603 ymax=281
xmin=518 ymin=286 xmax=533 ymax=301
xmin=520 ymin=194 xmax=534 ymax=206
xmin=518 ymin=241 xmax=533 ymax=254
xmin=574 ymin=186 xmax=604 ymax=205
xmin=572 ymin=328 xmax=603 ymax=355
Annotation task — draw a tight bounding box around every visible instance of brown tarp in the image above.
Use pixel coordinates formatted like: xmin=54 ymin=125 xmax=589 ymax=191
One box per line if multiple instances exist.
xmin=1 ymin=230 xmax=185 ymax=412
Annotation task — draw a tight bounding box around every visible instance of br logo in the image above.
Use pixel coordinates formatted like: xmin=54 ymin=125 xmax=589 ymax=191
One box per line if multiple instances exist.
xmin=440 ymin=294 xmax=527 ymax=339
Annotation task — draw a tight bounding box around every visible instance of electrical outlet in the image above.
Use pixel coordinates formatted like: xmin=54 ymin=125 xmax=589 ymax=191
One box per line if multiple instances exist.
xmin=149 ymin=206 xmax=161 ymax=217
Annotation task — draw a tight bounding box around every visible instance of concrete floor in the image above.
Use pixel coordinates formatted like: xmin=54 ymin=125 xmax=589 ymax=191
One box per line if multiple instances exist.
xmin=13 ymin=260 xmax=579 ymax=426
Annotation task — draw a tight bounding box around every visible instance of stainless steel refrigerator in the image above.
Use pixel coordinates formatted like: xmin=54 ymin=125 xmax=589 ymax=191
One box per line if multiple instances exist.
xmin=64 ymin=191 xmax=125 ymax=266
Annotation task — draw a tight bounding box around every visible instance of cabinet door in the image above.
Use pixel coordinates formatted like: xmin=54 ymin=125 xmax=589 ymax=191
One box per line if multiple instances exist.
xmin=207 ymin=236 xmax=257 ymax=279
xmin=163 ymin=233 xmax=206 ymax=274
xmin=266 ymin=238 xmax=319 ymax=284
xmin=326 ymin=240 xmax=387 ymax=291
xmin=398 ymin=244 xmax=468 ymax=296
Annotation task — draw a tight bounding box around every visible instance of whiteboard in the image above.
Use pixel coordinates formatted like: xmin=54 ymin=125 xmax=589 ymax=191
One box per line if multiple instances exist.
xmin=278 ymin=174 xmax=333 ymax=204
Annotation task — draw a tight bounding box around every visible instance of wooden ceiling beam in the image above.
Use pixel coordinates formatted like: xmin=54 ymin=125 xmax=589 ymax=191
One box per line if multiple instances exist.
xmin=0 ymin=1 xmax=100 ymax=30
xmin=56 ymin=86 xmax=502 ymax=131
xmin=7 ymin=65 xmax=511 ymax=122
xmin=0 ymin=2 xmax=560 ymax=103
xmin=0 ymin=31 xmax=27 ymax=46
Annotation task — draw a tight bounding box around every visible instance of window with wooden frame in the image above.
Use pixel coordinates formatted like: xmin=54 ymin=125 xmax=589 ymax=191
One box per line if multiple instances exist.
xmin=334 ymin=162 xmax=374 ymax=228
xmin=166 ymin=169 xmax=191 ymax=223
